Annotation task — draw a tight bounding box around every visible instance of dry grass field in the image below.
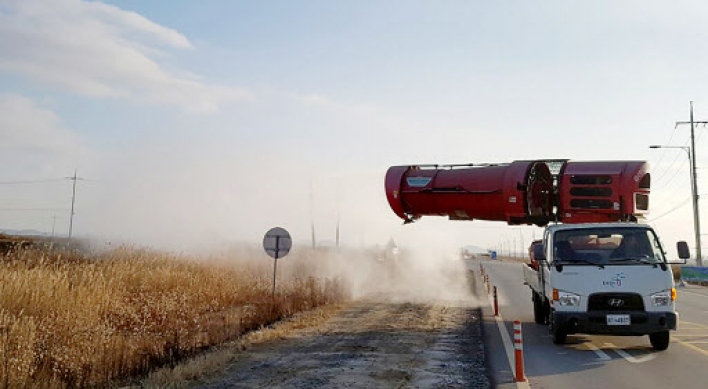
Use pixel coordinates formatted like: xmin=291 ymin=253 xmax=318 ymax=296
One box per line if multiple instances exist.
xmin=0 ymin=246 xmax=346 ymax=389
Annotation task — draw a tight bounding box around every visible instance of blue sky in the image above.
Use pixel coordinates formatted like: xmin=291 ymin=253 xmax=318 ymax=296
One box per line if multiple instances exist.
xmin=2 ymin=0 xmax=708 ymax=257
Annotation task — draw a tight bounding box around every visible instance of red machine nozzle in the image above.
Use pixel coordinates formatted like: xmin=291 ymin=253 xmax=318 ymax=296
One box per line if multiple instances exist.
xmin=384 ymin=161 xmax=554 ymax=226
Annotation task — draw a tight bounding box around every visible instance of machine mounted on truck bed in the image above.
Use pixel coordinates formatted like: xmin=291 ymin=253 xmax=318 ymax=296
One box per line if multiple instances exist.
xmin=385 ymin=158 xmax=688 ymax=350
xmin=385 ymin=159 xmax=650 ymax=226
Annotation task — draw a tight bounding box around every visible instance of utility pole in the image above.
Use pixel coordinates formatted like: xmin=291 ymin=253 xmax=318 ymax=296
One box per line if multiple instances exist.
xmin=335 ymin=214 xmax=340 ymax=248
xmin=311 ymin=222 xmax=316 ymax=249
xmin=65 ymin=170 xmax=84 ymax=241
xmin=676 ymin=102 xmax=708 ymax=266
xmin=519 ymin=228 xmax=524 ymax=259
xmin=336 ymin=182 xmax=342 ymax=248
xmin=309 ymin=182 xmax=316 ymax=249
xmin=51 ymin=214 xmax=56 ymax=237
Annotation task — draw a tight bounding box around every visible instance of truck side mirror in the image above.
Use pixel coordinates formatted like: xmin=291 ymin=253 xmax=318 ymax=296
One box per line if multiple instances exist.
xmin=532 ymin=244 xmax=546 ymax=261
xmin=677 ymin=241 xmax=690 ymax=260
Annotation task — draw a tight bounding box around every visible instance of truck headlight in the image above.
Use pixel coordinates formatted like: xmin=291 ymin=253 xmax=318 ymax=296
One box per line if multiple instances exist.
xmin=555 ymin=290 xmax=581 ymax=307
xmin=650 ymin=290 xmax=674 ymax=307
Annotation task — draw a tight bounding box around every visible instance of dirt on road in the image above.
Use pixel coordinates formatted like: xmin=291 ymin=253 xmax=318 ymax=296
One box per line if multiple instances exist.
xmin=189 ymin=257 xmax=491 ymax=389
xmin=191 ymin=299 xmax=489 ymax=389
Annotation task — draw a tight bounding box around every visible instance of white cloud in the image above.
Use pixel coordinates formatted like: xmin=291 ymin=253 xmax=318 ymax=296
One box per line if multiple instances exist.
xmin=0 ymin=0 xmax=252 ymax=112
xmin=0 ymin=94 xmax=81 ymax=155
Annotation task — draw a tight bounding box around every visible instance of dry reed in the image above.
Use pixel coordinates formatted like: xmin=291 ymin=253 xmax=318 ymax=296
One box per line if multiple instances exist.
xmin=0 ymin=246 xmax=346 ymax=388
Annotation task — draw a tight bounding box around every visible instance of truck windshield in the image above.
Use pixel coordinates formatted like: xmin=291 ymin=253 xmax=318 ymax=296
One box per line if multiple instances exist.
xmin=553 ymin=227 xmax=665 ymax=265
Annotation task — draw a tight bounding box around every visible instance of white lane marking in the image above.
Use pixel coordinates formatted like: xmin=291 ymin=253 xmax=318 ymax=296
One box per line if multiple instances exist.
xmin=585 ymin=343 xmax=611 ymax=360
xmin=678 ymin=289 xmax=708 ymax=297
xmin=603 ymin=343 xmax=656 ymax=363
xmin=614 ymin=349 xmax=656 ymax=363
xmin=681 ymin=320 xmax=708 ymax=329
xmin=486 ymin=279 xmax=531 ymax=389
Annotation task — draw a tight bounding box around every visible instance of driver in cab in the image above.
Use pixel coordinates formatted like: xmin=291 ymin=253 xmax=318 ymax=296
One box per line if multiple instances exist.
xmin=610 ymin=234 xmax=652 ymax=259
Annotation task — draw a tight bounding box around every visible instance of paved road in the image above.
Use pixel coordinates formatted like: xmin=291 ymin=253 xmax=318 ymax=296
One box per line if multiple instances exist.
xmin=477 ymin=259 xmax=708 ymax=389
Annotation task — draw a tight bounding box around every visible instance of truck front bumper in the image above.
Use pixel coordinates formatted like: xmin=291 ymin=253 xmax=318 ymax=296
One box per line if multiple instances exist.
xmin=553 ymin=311 xmax=677 ymax=336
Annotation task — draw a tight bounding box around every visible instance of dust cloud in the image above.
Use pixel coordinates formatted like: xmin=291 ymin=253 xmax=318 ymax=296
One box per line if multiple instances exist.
xmin=278 ymin=244 xmax=479 ymax=305
xmin=18 ymin=124 xmax=491 ymax=307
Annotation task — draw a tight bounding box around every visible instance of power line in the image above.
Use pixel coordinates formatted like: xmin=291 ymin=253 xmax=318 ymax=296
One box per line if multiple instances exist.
xmin=652 ymin=138 xmax=690 ymax=187
xmin=0 ymin=199 xmax=70 ymax=205
xmin=0 ymin=208 xmax=69 ymax=212
xmin=648 ymin=140 xmax=693 ymax=200
xmin=647 ymin=197 xmax=691 ymax=222
xmin=651 ymin=162 xmax=692 ymax=211
xmin=650 ymin=125 xmax=679 ymax=181
xmin=1 ymin=172 xmax=94 ymax=238
xmin=651 ymin=126 xmax=705 ymax=188
xmin=652 ymin=155 xmax=689 ymax=192
xmin=0 ymin=178 xmax=65 ymax=185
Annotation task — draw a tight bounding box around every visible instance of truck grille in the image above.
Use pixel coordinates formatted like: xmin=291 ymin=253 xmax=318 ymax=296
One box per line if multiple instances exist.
xmin=587 ymin=293 xmax=645 ymax=312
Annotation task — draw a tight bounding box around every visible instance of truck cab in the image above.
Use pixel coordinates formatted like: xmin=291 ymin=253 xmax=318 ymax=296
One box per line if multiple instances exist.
xmin=526 ymin=222 xmax=688 ymax=350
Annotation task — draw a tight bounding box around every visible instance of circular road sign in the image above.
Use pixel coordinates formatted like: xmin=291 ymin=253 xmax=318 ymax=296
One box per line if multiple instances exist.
xmin=263 ymin=227 xmax=292 ymax=259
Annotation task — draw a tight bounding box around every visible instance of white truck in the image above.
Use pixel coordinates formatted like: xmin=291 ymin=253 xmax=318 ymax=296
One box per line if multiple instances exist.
xmin=523 ymin=222 xmax=689 ymax=350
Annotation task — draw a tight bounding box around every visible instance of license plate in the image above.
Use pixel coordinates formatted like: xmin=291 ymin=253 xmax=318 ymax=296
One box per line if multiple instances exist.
xmin=606 ymin=314 xmax=631 ymax=326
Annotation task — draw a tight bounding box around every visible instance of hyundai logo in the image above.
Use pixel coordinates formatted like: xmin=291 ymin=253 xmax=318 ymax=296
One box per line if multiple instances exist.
xmin=608 ymin=298 xmax=625 ymax=308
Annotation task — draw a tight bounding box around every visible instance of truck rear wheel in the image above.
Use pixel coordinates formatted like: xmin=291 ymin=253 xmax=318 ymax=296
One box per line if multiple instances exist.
xmin=532 ymin=293 xmax=546 ymax=324
xmin=649 ymin=331 xmax=670 ymax=350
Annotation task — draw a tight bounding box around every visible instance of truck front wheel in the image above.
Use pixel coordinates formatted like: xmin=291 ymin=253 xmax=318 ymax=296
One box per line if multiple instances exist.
xmin=551 ymin=326 xmax=567 ymax=344
xmin=550 ymin=313 xmax=567 ymax=344
xmin=649 ymin=331 xmax=670 ymax=351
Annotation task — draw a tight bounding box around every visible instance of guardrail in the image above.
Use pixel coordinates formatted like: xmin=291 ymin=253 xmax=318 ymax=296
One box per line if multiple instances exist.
xmin=681 ymin=266 xmax=708 ymax=284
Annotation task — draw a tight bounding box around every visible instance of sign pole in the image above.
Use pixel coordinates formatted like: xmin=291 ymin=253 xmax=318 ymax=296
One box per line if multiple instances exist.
xmin=263 ymin=227 xmax=291 ymax=299
xmin=272 ymin=236 xmax=279 ymax=298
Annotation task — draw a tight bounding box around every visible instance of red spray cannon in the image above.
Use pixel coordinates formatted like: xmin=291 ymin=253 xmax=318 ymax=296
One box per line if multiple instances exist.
xmin=385 ymin=161 xmax=555 ymax=226
xmin=385 ymin=160 xmax=650 ymax=225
